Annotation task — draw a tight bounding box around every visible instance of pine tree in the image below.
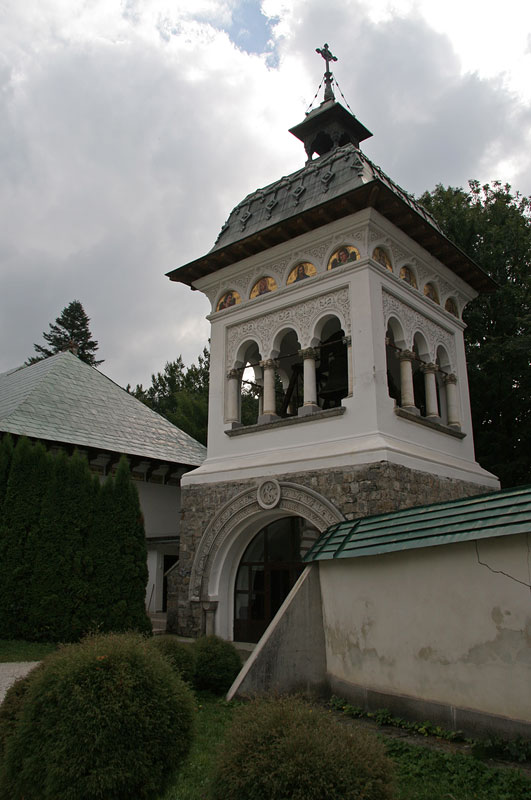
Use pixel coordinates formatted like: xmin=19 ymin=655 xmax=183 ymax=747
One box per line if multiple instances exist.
xmin=109 ymin=457 xmax=151 ymax=634
xmin=28 ymin=300 xmax=102 ymax=367
xmin=26 ymin=450 xmax=93 ymax=641
xmin=0 ymin=434 xmax=14 ymax=511
xmin=0 ymin=438 xmax=50 ymax=638
xmin=84 ymin=472 xmax=119 ymax=633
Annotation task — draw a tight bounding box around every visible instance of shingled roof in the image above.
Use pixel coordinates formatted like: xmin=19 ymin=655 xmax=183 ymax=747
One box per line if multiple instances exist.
xmin=304 ymin=484 xmax=531 ymax=562
xmin=167 ymin=102 xmax=495 ymax=294
xmin=0 ymin=352 xmax=206 ymax=467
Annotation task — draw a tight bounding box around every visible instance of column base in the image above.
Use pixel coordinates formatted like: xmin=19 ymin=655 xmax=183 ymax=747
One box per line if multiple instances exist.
xmin=298 ymin=404 xmax=320 ymax=417
xmin=401 ymin=404 xmax=420 ymax=416
xmin=425 ymin=414 xmax=441 ymax=424
xmin=257 ymin=413 xmax=279 ymax=424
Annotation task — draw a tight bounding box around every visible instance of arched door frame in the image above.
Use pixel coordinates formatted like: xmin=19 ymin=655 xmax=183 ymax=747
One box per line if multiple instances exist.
xmin=188 ymin=480 xmax=344 ymax=640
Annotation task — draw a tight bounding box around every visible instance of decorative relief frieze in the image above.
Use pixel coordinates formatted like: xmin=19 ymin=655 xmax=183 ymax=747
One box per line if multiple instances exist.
xmin=227 ymin=287 xmax=351 ymax=364
xmin=382 ymin=290 xmax=456 ymax=367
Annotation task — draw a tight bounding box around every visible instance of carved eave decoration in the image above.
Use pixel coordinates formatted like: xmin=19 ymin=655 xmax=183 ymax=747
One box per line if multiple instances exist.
xmin=167 ymin=177 xmax=495 ymax=295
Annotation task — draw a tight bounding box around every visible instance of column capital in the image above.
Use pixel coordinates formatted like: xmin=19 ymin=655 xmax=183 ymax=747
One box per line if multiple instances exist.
xmin=299 ymin=347 xmax=319 ymax=360
xmin=227 ymin=367 xmax=241 ymax=380
xmin=342 ymin=335 xmax=352 ymax=347
xmin=421 ymin=362 xmax=438 ymax=375
xmin=398 ymin=349 xmax=415 ymax=363
xmin=260 ymin=359 xmax=277 ymax=370
xmin=443 ymin=372 xmax=457 ymax=385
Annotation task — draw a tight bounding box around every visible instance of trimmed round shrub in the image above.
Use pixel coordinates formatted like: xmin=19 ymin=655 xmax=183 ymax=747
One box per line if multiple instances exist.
xmin=210 ymin=696 xmax=395 ymax=800
xmin=147 ymin=635 xmax=196 ymax=684
xmin=193 ymin=635 xmax=241 ymax=694
xmin=0 ymin=632 xmax=195 ymax=800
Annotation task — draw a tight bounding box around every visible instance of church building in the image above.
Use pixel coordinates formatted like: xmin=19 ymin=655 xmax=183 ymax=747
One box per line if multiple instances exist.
xmin=166 ymin=45 xmax=499 ymax=645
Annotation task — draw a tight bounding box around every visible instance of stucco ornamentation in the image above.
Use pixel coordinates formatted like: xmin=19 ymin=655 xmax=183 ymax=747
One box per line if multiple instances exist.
xmin=383 ymin=289 xmax=456 ymax=366
xmin=188 ymin=481 xmax=344 ymax=602
xmin=227 ymin=287 xmax=351 ymax=364
xmin=257 ymin=478 xmax=281 ymax=509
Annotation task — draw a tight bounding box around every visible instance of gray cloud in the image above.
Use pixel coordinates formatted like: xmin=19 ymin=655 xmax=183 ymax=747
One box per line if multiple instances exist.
xmin=1 ymin=0 xmax=530 ymax=391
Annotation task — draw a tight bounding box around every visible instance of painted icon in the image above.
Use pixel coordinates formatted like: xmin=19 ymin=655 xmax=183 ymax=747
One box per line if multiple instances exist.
xmin=399 ymin=266 xmax=417 ymax=288
xmin=372 ymin=247 xmax=393 ymax=272
xmin=287 ymin=262 xmax=317 ymax=284
xmin=217 ymin=290 xmax=241 ymax=311
xmin=250 ymin=276 xmax=278 ymax=299
xmin=424 ymin=283 xmax=440 ymax=304
xmin=327 ymin=246 xmax=360 ymax=270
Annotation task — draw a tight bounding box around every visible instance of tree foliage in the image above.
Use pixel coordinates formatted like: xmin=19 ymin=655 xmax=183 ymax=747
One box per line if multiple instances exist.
xmin=28 ymin=300 xmax=102 ymax=367
xmin=130 ymin=347 xmax=210 ymax=444
xmin=420 ymin=181 xmax=531 ymax=487
xmin=0 ymin=439 xmax=150 ymax=641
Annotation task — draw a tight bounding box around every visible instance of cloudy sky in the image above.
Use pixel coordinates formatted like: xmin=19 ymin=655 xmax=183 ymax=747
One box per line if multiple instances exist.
xmin=2 ymin=0 xmax=531 ymax=389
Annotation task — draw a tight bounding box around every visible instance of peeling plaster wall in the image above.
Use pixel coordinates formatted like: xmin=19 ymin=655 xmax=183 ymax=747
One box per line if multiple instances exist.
xmin=319 ymin=534 xmax=531 ymax=725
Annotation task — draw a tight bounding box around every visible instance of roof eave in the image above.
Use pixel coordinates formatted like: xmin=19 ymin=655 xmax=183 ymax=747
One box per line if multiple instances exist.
xmin=166 ymin=179 xmax=496 ymax=293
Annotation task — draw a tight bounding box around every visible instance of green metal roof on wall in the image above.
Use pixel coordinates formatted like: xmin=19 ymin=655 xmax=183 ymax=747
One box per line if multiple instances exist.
xmin=304 ymin=484 xmax=531 ymax=562
xmin=0 ymin=352 xmax=206 ymax=467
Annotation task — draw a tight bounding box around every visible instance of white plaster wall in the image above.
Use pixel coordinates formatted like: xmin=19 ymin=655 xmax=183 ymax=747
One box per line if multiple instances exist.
xmin=319 ymin=534 xmax=531 ymax=722
xmin=184 ymin=209 xmax=497 ymax=489
xmin=136 ymin=481 xmax=180 ymax=538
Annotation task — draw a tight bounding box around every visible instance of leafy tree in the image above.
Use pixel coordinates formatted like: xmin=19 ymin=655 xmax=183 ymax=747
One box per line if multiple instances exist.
xmin=28 ymin=300 xmax=102 ymax=367
xmin=420 ymin=181 xmax=531 ymax=487
xmin=130 ymin=347 xmax=210 ymax=444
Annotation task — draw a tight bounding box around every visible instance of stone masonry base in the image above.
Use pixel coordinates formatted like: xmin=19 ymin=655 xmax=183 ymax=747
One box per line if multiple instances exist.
xmin=167 ymin=461 xmax=491 ymax=638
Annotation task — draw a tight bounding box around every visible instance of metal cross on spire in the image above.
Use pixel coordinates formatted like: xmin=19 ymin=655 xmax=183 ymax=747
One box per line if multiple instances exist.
xmin=316 ymin=43 xmax=337 ymax=102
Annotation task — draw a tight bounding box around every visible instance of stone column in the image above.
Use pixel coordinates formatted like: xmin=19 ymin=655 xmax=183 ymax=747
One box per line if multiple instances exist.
xmin=202 ymin=601 xmax=218 ymax=636
xmin=226 ymin=368 xmax=241 ymax=426
xmin=343 ymin=335 xmax=353 ymax=396
xmin=422 ymin=362 xmax=440 ymax=420
xmin=258 ymin=359 xmax=279 ymax=423
xmin=298 ymin=347 xmax=320 ymax=417
xmin=443 ymin=373 xmax=461 ymax=429
xmin=398 ymin=350 xmax=418 ymax=414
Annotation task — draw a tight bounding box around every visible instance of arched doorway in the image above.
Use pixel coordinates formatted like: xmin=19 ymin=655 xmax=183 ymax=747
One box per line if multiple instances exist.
xmin=234 ymin=517 xmax=306 ymax=643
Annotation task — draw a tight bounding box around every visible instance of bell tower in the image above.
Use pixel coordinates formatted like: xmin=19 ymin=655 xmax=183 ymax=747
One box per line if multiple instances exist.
xmin=166 ymin=47 xmax=499 ymax=640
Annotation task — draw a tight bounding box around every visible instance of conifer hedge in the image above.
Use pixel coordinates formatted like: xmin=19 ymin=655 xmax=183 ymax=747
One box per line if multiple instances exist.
xmin=0 ymin=438 xmax=151 ymax=641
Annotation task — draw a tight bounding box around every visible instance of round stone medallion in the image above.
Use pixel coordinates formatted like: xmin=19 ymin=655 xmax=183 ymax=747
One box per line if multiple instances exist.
xmin=257 ymin=478 xmax=281 ymax=509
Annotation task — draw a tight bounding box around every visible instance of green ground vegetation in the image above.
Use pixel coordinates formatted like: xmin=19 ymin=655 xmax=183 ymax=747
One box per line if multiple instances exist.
xmin=0 ymin=640 xmax=57 ymax=663
xmin=162 ymin=696 xmax=530 ymax=800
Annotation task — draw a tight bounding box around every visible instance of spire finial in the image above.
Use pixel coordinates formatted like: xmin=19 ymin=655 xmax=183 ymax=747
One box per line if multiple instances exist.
xmin=316 ymin=43 xmax=337 ymax=102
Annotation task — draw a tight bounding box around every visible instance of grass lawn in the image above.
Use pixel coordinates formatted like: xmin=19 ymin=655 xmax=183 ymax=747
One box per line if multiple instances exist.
xmin=0 ymin=639 xmax=57 ymax=663
xmin=164 ymin=697 xmax=531 ymax=800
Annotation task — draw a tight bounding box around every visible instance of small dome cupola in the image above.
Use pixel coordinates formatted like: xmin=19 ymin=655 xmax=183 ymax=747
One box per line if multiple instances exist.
xmin=289 ymin=43 xmax=372 ymax=162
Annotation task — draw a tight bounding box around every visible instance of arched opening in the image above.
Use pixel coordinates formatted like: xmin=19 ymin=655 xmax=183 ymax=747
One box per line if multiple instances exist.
xmin=231 ymin=340 xmax=262 ymax=426
xmin=233 ymin=516 xmax=317 ymax=643
xmin=315 ymin=316 xmax=348 ymax=409
xmin=273 ymin=328 xmax=303 ymax=417
xmin=412 ymin=332 xmax=430 ymax=416
xmin=385 ymin=319 xmax=404 ymax=406
xmin=436 ymin=345 xmax=451 ymax=424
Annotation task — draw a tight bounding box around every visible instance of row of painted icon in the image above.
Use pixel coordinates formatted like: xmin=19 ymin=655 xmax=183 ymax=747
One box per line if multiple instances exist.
xmin=217 ymin=245 xmax=457 ymax=316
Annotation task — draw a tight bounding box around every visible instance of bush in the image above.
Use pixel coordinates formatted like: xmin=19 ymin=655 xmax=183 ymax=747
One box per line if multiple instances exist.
xmin=147 ymin=635 xmax=196 ymax=684
xmin=193 ymin=635 xmax=241 ymax=694
xmin=0 ymin=633 xmax=195 ymax=800
xmin=210 ymin=696 xmax=395 ymax=800
xmin=0 ymin=664 xmax=43 ymax=758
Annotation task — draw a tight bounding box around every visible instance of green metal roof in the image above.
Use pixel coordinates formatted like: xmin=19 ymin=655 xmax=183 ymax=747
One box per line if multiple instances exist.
xmin=0 ymin=352 xmax=206 ymax=467
xmin=304 ymin=484 xmax=531 ymax=562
